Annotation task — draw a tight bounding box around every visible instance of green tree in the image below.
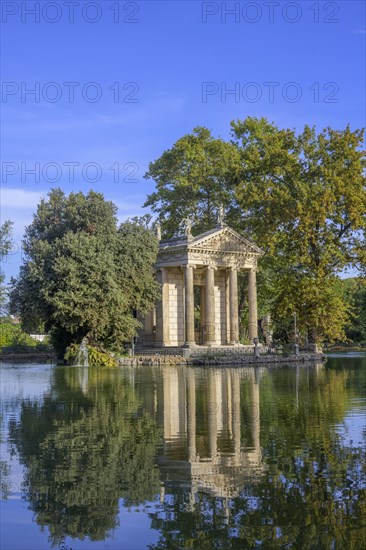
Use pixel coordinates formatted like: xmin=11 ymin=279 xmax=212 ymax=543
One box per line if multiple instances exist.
xmin=144 ymin=126 xmax=243 ymax=236
xmin=0 ymin=320 xmax=39 ymax=349
xmin=116 ymin=216 xmax=161 ymax=314
xmin=0 ymin=220 xmax=13 ymax=314
xmin=340 ymin=277 xmax=366 ymax=342
xmin=0 ymin=220 xmax=13 ymax=257
xmin=10 ymin=189 xmax=159 ymax=357
xmin=231 ymin=118 xmax=365 ymax=342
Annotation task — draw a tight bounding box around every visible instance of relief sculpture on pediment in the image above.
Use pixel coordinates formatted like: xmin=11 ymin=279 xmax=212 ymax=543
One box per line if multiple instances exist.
xmin=190 ymin=231 xmax=258 ymax=255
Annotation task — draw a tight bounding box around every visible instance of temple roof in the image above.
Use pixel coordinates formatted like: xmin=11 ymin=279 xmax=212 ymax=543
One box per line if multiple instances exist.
xmin=190 ymin=225 xmax=263 ymax=254
xmin=156 ymin=224 xmax=263 ymax=270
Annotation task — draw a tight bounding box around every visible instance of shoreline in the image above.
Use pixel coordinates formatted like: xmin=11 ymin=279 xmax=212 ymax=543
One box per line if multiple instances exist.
xmin=118 ymin=353 xmax=326 ymax=367
xmin=1 ymin=352 xmax=330 ymax=367
xmin=0 ymin=353 xmax=56 ymax=362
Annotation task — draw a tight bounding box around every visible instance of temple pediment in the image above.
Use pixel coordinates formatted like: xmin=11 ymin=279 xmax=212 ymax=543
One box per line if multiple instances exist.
xmin=188 ymin=226 xmax=262 ymax=256
xmin=156 ymin=225 xmax=263 ymax=270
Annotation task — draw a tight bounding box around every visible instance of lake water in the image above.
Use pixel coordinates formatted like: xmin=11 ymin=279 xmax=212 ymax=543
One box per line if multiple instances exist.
xmin=1 ymin=355 xmax=365 ymax=549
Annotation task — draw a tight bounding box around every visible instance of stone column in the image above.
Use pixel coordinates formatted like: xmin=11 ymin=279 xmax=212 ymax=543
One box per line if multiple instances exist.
xmin=225 ymin=271 xmax=231 ymax=344
xmin=205 ymin=266 xmax=216 ymax=345
xmin=248 ymin=268 xmax=258 ymax=341
xmin=229 ymin=267 xmax=239 ymax=344
xmin=200 ymin=287 xmax=206 ymax=345
xmin=184 ymin=265 xmax=195 ymax=346
xmin=152 ymin=308 xmax=156 ymax=329
xmin=155 ymin=267 xmax=170 ymax=346
xmin=144 ymin=310 xmax=153 ymax=335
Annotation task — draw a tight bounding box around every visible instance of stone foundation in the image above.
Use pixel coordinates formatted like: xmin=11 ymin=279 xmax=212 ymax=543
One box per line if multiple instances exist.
xmin=119 ymin=352 xmax=326 ymax=367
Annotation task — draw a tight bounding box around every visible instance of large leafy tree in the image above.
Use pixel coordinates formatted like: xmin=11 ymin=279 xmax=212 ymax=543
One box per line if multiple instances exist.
xmin=0 ymin=220 xmax=13 ymax=314
xmin=340 ymin=277 xmax=366 ymax=342
xmin=144 ymin=118 xmax=366 ymax=343
xmin=144 ymin=126 xmax=243 ymax=236
xmin=10 ymin=189 xmax=159 ymax=357
xmin=231 ymin=119 xmax=365 ymax=343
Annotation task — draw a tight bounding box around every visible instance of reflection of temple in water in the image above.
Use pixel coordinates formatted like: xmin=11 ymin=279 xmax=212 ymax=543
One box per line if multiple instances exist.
xmin=141 ymin=366 xmax=267 ymax=500
xmin=72 ymin=363 xmax=326 ymax=503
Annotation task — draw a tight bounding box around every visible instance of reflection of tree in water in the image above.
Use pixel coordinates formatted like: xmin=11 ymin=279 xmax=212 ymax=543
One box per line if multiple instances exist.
xmin=148 ymin=364 xmax=366 ymax=549
xmin=6 ymin=361 xmax=366 ymax=549
xmin=0 ymin=413 xmax=12 ymax=500
xmin=9 ymin=367 xmax=162 ymax=547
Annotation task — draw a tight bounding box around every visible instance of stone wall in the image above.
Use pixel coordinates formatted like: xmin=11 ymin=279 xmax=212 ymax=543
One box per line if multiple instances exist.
xmin=119 ymin=353 xmax=326 ymax=367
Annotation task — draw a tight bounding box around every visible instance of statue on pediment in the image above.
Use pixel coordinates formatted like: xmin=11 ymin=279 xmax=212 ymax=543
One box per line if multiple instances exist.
xmin=217 ymin=204 xmax=226 ymax=226
xmin=155 ymin=222 xmax=162 ymax=241
xmin=181 ymin=217 xmax=193 ymax=237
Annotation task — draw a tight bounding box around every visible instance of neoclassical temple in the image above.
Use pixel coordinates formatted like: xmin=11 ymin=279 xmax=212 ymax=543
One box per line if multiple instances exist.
xmin=141 ymin=216 xmax=263 ymax=349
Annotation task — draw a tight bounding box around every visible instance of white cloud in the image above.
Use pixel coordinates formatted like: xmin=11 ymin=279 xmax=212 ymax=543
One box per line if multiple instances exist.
xmin=1 ymin=95 xmax=186 ymax=134
xmin=1 ymin=187 xmax=47 ymax=210
xmin=114 ymin=194 xmax=150 ymax=221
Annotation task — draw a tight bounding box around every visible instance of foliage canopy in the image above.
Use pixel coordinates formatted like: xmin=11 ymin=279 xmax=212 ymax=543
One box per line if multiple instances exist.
xmin=0 ymin=220 xmax=13 ymax=313
xmin=10 ymin=189 xmax=159 ymax=357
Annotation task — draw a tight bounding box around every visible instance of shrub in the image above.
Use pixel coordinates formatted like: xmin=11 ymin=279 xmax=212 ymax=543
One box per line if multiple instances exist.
xmin=65 ymin=343 xmax=117 ymax=367
xmin=0 ymin=321 xmax=36 ymax=349
xmin=88 ymin=346 xmax=117 ymax=367
xmin=0 ymin=321 xmax=53 ymax=354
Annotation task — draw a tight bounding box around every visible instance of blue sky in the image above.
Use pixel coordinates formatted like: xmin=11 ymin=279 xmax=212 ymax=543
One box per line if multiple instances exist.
xmin=1 ymin=0 xmax=365 ymax=279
